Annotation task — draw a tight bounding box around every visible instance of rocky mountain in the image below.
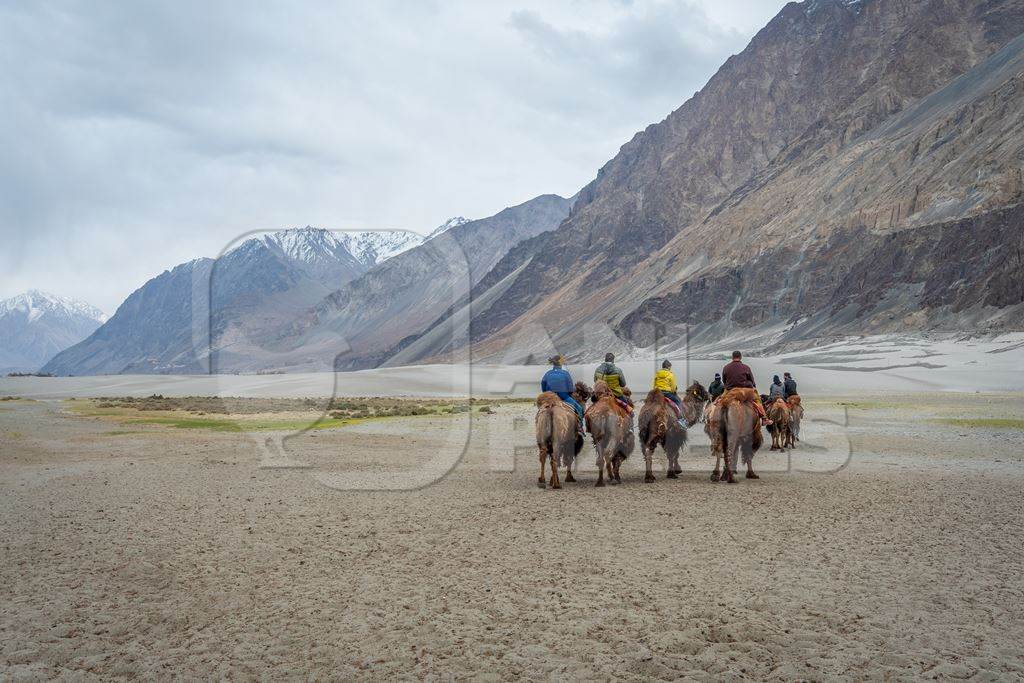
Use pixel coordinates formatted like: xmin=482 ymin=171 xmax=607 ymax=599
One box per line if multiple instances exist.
xmin=261 ymin=195 xmax=572 ymax=371
xmin=42 ymin=0 xmax=1024 ymax=375
xmin=42 ymin=228 xmax=415 ymax=375
xmin=0 ymin=291 xmax=106 ymax=373
xmin=390 ymin=0 xmax=1024 ymax=365
xmin=42 ymin=200 xmax=568 ymax=375
xmin=427 ymin=217 xmax=471 ymax=239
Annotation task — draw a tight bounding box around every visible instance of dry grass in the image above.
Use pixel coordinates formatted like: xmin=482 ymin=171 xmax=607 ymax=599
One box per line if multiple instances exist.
xmin=65 ymin=395 xmax=509 ymax=433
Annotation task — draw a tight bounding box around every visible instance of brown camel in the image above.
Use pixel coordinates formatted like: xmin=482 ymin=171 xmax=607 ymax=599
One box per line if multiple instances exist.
xmin=787 ymin=395 xmax=803 ymax=447
xmin=681 ymin=381 xmax=711 ymax=427
xmin=535 ymin=381 xmax=591 ymax=490
xmin=585 ymin=381 xmax=635 ymax=487
xmin=638 ymin=389 xmax=688 ymax=482
xmin=703 ymin=400 xmax=724 ymax=479
xmin=767 ymin=398 xmax=792 ymax=451
xmin=713 ymin=388 xmax=763 ymax=483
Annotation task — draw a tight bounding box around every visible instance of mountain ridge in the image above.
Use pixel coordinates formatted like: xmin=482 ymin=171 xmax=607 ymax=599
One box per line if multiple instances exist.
xmin=0 ymin=290 xmax=107 ymax=373
xmin=400 ymin=0 xmax=1024 ymax=365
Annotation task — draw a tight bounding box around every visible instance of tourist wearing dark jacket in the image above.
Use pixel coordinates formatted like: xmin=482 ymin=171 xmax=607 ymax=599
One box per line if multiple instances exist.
xmin=722 ymin=356 xmax=756 ymax=390
xmin=708 ymin=374 xmax=725 ymax=400
xmin=783 ymin=372 xmax=798 ymax=398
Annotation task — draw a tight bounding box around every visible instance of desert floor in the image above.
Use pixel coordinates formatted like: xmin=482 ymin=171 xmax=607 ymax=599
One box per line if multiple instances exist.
xmin=2 ymin=393 xmax=1024 ymax=680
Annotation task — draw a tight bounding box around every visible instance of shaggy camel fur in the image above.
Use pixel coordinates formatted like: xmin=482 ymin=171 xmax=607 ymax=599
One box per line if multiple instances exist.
xmin=767 ymin=399 xmax=792 ymax=451
xmin=535 ymin=382 xmax=591 ymax=489
xmin=681 ymin=381 xmax=711 ymax=427
xmin=585 ymin=381 xmax=635 ymax=487
xmin=787 ymin=395 xmax=803 ymax=447
xmin=703 ymin=400 xmax=723 ymax=480
xmin=713 ymin=388 xmax=763 ymax=483
xmin=638 ymin=389 xmax=688 ymax=482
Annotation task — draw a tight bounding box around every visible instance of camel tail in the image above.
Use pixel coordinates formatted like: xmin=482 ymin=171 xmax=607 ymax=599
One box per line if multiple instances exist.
xmin=536 ymin=406 xmax=553 ymax=452
xmin=719 ymin=403 xmax=729 ymax=460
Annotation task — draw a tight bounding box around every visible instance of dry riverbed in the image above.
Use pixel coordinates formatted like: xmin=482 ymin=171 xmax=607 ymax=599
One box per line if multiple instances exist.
xmin=1 ymin=393 xmax=1023 ymax=679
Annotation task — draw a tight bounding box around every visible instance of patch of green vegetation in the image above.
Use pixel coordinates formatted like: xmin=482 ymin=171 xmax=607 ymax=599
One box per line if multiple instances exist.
xmin=64 ymin=395 xmax=509 ymax=433
xmin=836 ymin=400 xmax=908 ymax=410
xmin=102 ymin=430 xmax=137 ymax=436
xmin=66 ymin=400 xmax=357 ymax=433
xmin=932 ymin=418 xmax=1024 ymax=430
xmin=124 ymin=415 xmax=357 ymax=433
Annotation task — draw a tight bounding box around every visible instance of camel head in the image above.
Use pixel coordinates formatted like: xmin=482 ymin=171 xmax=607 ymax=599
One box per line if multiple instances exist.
xmin=687 ymin=381 xmax=710 ymax=403
xmin=573 ymin=381 xmax=592 ymax=402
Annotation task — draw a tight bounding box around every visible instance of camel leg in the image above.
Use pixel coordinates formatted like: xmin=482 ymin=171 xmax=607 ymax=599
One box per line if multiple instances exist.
xmin=723 ymin=445 xmax=737 ymax=484
xmin=595 ymin=449 xmax=606 ymax=487
xmin=537 ymin=447 xmax=547 ymax=489
xmin=671 ymin=451 xmax=683 ymax=476
xmin=643 ymin=445 xmax=656 ymax=483
xmin=564 ymin=460 xmax=576 ymax=483
xmin=612 ymin=455 xmax=623 ymax=483
xmin=666 ymin=447 xmax=680 ymax=479
xmin=549 ymin=453 xmax=562 ymax=489
xmin=606 ymin=458 xmax=618 ymax=485
xmin=745 ymin=443 xmax=759 ymax=479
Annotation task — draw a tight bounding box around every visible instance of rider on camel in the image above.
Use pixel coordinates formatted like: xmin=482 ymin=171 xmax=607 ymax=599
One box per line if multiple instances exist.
xmin=541 ymin=355 xmax=584 ymax=434
xmin=653 ymin=360 xmax=688 ymax=428
xmin=721 ymin=351 xmax=772 ymax=426
xmin=783 ymin=372 xmax=798 ymax=399
xmin=593 ymin=353 xmax=633 ymax=412
xmin=708 ymin=373 xmax=725 ymax=401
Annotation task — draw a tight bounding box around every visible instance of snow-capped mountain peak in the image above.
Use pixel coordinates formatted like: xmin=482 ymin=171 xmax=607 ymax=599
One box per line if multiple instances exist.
xmin=339 ymin=230 xmax=423 ymax=266
xmin=0 ymin=290 xmax=108 ymax=373
xmin=427 ymin=216 xmax=470 ymax=240
xmin=0 ymin=290 xmax=107 ymax=324
xmin=253 ymin=227 xmax=348 ymax=265
xmin=230 ymin=226 xmax=423 ymax=269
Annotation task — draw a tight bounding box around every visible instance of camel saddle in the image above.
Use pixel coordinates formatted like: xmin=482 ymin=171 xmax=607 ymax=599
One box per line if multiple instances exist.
xmin=615 ymin=396 xmax=634 ymax=416
xmin=662 ymin=395 xmax=682 ymax=418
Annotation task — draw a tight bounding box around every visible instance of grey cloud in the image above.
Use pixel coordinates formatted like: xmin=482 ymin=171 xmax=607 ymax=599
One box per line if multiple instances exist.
xmin=0 ymin=0 xmax=782 ymax=312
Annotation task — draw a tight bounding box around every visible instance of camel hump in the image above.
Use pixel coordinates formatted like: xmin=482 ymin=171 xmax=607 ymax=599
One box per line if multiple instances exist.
xmin=536 ymin=391 xmax=560 ymax=408
xmin=645 ymin=389 xmax=663 ymax=403
xmin=721 ymin=387 xmax=759 ymax=408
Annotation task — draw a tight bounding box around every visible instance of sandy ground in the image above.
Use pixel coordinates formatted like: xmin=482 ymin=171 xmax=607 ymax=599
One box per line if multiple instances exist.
xmin=2 ymin=393 xmax=1024 ymax=679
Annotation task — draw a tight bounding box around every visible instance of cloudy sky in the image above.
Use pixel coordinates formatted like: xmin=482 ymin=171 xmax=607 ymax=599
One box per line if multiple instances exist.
xmin=0 ymin=0 xmax=785 ymax=313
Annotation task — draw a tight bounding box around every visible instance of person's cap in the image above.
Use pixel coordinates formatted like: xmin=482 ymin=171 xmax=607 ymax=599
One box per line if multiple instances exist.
xmin=662 ymin=360 xmax=672 ymax=369
xmin=773 ymin=375 xmax=780 ymax=382
xmin=605 ymin=352 xmax=615 ymax=362
xmin=715 ymin=373 xmax=721 ymax=378
xmin=731 ymin=350 xmax=742 ymax=359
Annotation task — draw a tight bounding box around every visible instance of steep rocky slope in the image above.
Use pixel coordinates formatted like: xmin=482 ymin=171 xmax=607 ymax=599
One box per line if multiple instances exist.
xmin=42 ymin=228 xmax=408 ymax=375
xmin=279 ymin=194 xmax=572 ymax=371
xmin=396 ymin=0 xmax=1024 ymax=364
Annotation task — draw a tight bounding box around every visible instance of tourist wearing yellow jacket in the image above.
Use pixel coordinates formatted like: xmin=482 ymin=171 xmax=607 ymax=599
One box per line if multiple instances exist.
xmin=653 ymin=360 xmax=685 ymax=424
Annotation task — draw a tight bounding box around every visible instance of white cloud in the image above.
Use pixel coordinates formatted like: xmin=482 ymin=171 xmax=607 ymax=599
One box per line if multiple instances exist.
xmin=0 ymin=0 xmax=785 ymax=312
